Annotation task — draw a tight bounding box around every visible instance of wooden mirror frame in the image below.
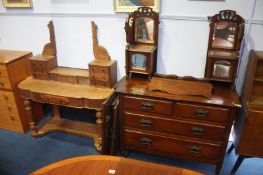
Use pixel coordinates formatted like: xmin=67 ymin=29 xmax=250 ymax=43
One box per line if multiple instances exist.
xmin=207 ymin=10 xmax=245 ymax=52
xmin=125 ymin=7 xmax=159 ymax=47
xmin=205 ymin=10 xmax=245 ymax=86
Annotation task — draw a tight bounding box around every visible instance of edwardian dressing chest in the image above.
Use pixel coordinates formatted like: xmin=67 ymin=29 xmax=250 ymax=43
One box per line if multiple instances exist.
xmin=115 ymin=77 xmax=240 ymax=175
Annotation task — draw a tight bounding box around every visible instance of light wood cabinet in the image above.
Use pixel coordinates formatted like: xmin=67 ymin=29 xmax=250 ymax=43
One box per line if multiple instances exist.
xmin=0 ymin=49 xmax=41 ymax=132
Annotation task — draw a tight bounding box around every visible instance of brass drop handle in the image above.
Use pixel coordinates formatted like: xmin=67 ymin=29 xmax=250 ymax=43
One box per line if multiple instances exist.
xmin=7 ymin=106 xmax=12 ymax=111
xmin=189 ymin=145 xmax=201 ymax=154
xmin=194 ymin=109 xmax=208 ymax=118
xmin=140 ymin=119 xmax=153 ymax=127
xmin=192 ymin=127 xmax=205 ymax=135
xmin=140 ymin=102 xmax=154 ymax=110
xmin=9 ymin=116 xmax=15 ymax=121
xmin=3 ymin=95 xmax=8 ymax=100
xmin=0 ymin=81 xmax=4 ymax=87
xmin=140 ymin=137 xmax=152 ymax=145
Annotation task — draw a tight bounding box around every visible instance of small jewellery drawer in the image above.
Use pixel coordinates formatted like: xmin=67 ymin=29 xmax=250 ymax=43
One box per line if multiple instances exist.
xmin=32 ymin=93 xmax=83 ymax=107
xmin=0 ymin=65 xmax=8 ymax=77
xmin=123 ymin=96 xmax=173 ymax=115
xmin=89 ymin=67 xmax=109 ymax=81
xmin=90 ymin=65 xmax=108 ymax=74
xmin=124 ymin=129 xmax=221 ymax=161
xmin=124 ymin=112 xmax=226 ymax=140
xmin=174 ymin=103 xmax=230 ymax=122
xmin=0 ymin=77 xmax=12 ymax=90
xmin=31 ymin=61 xmax=46 ymax=69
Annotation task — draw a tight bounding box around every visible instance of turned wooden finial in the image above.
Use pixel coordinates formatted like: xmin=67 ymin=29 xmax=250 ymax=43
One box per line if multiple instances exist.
xmin=42 ymin=20 xmax=57 ymax=56
xmin=91 ymin=21 xmax=111 ymax=61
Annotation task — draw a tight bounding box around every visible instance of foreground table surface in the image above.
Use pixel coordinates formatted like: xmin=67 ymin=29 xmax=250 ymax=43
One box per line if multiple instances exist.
xmin=30 ymin=155 xmax=204 ymax=175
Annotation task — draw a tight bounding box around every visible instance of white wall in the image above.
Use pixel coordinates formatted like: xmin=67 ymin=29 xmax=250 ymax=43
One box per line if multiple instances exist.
xmin=0 ymin=0 xmax=262 ymax=92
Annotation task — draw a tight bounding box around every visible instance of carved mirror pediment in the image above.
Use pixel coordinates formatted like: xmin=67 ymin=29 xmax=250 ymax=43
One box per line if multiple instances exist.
xmin=208 ymin=10 xmax=244 ymax=51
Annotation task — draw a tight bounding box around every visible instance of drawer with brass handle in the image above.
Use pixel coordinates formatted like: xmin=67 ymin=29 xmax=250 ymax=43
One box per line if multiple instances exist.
xmin=122 ymin=96 xmax=173 ymax=115
xmin=1 ymin=91 xmax=16 ymax=104
xmin=0 ymin=65 xmax=8 ymax=77
xmin=124 ymin=112 xmax=225 ymax=140
xmin=123 ymin=129 xmax=221 ymax=162
xmin=0 ymin=77 xmax=12 ymax=90
xmin=174 ymin=103 xmax=230 ymax=122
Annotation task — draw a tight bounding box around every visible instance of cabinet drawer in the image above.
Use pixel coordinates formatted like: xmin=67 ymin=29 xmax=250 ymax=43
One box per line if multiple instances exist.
xmin=0 ymin=91 xmax=16 ymax=104
xmin=0 ymin=77 xmax=12 ymax=90
xmin=124 ymin=129 xmax=221 ymax=162
xmin=90 ymin=79 xmax=110 ymax=87
xmin=90 ymin=66 xmax=108 ymax=73
xmin=124 ymin=112 xmax=226 ymax=141
xmin=1 ymin=103 xmax=19 ymax=117
xmin=32 ymin=93 xmax=83 ymax=107
xmin=0 ymin=65 xmax=8 ymax=77
xmin=123 ymin=96 xmax=173 ymax=115
xmin=174 ymin=103 xmax=230 ymax=122
xmin=31 ymin=61 xmax=46 ymax=69
xmin=89 ymin=67 xmax=109 ymax=81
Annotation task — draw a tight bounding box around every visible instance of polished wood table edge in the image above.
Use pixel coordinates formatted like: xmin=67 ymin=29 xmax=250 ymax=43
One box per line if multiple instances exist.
xmin=18 ymin=76 xmax=114 ymax=100
xmin=115 ymin=77 xmax=241 ymax=108
xmin=30 ymin=155 xmax=205 ymax=175
xmin=0 ymin=49 xmax=32 ymax=64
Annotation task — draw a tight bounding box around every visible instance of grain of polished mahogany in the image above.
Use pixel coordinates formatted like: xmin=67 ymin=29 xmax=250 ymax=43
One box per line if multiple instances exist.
xmin=30 ymin=155 xmax=204 ymax=175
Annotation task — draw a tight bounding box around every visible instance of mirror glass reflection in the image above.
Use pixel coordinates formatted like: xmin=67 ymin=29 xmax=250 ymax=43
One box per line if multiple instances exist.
xmin=131 ymin=54 xmax=146 ymax=70
xmin=135 ymin=17 xmax=154 ymax=43
xmin=213 ymin=61 xmax=231 ymax=78
xmin=212 ymin=21 xmax=237 ymax=49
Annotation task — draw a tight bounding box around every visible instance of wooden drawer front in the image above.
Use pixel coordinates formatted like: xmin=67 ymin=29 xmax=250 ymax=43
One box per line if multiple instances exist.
xmin=174 ymin=103 xmax=230 ymax=122
xmin=90 ymin=79 xmax=110 ymax=87
xmin=0 ymin=91 xmax=16 ymax=104
xmin=78 ymin=76 xmax=90 ymax=85
xmin=123 ymin=96 xmax=173 ymax=115
xmin=0 ymin=103 xmax=19 ymax=117
xmin=89 ymin=66 xmax=109 ymax=81
xmin=124 ymin=129 xmax=221 ymax=161
xmin=31 ymin=61 xmax=46 ymax=69
xmin=124 ymin=112 xmax=226 ymax=141
xmin=0 ymin=65 xmax=8 ymax=77
xmin=0 ymin=77 xmax=12 ymax=90
xmin=32 ymin=93 xmax=83 ymax=107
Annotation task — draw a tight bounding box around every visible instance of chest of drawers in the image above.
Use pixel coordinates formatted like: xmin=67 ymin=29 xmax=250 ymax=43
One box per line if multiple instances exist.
xmin=115 ymin=77 xmax=240 ymax=175
xmin=0 ymin=50 xmax=42 ymax=132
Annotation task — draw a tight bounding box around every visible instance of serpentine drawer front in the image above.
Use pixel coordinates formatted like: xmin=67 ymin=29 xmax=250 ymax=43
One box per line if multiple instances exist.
xmin=115 ymin=77 xmax=240 ymax=175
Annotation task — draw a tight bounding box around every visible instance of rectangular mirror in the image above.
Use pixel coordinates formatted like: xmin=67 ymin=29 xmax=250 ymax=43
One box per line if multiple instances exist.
xmin=212 ymin=21 xmax=237 ymax=49
xmin=135 ymin=17 xmax=155 ymax=44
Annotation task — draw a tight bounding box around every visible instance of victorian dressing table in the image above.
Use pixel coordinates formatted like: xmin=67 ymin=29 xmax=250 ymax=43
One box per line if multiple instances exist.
xmin=18 ymin=21 xmax=117 ymax=153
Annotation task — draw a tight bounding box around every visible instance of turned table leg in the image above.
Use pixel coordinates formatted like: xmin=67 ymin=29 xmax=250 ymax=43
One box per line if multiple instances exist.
xmin=95 ymin=110 xmax=103 ymax=151
xmin=24 ymin=99 xmax=38 ymax=137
